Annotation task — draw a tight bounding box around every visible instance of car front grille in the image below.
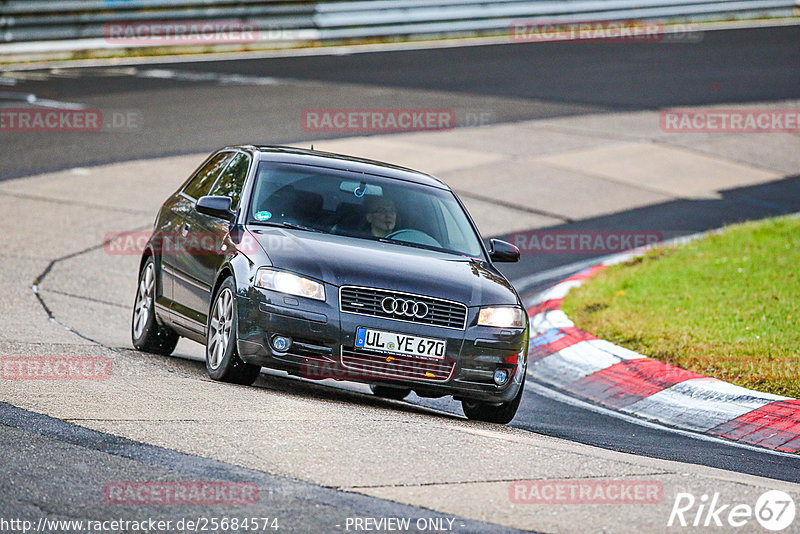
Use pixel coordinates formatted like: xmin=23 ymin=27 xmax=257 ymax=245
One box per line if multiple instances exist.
xmin=339 ymin=286 xmax=467 ymax=329
xmin=341 ymin=347 xmax=455 ymax=382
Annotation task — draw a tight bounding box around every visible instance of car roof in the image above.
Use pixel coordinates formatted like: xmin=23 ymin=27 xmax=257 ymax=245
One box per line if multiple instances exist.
xmin=233 ymin=145 xmax=450 ymax=190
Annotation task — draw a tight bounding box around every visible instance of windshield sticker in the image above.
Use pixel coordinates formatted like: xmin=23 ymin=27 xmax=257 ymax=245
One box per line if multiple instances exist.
xmin=254 ymin=210 xmax=272 ymax=221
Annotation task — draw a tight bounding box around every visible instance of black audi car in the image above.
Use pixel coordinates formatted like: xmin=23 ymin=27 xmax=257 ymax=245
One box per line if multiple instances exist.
xmin=132 ymin=145 xmax=529 ymax=423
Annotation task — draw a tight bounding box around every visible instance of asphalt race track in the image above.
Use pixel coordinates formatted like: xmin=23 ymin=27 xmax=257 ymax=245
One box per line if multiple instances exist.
xmin=1 ymin=24 xmax=800 ymax=533
xmin=2 ymin=25 xmax=798 ymax=180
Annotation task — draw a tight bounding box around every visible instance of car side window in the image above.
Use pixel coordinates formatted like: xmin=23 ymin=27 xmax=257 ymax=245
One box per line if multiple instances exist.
xmin=209 ymin=152 xmax=249 ymax=209
xmin=183 ymin=152 xmax=234 ymax=200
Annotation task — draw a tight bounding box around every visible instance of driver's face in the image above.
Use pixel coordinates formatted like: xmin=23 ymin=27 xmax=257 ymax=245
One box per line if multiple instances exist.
xmin=366 ymin=199 xmax=397 ymax=237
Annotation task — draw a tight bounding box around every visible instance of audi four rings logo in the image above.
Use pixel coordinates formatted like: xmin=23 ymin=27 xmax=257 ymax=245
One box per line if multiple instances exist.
xmin=381 ymin=297 xmax=429 ymax=318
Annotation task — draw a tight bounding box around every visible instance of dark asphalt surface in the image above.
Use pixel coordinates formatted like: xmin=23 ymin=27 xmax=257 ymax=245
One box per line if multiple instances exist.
xmin=1 ymin=23 xmax=799 ymax=528
xmin=169 ymin=25 xmax=799 ymax=107
xmin=1 ymin=24 xmax=797 ymax=180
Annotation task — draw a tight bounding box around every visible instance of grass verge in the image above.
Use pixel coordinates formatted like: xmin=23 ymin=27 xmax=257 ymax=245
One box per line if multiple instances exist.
xmin=561 ymin=215 xmax=800 ymax=398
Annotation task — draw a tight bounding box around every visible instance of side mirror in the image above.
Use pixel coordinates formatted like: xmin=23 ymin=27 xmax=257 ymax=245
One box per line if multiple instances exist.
xmin=489 ymin=239 xmax=520 ymax=263
xmin=196 ymin=195 xmax=234 ymax=222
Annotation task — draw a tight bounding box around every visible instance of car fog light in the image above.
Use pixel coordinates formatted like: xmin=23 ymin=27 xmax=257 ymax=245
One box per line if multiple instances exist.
xmin=271 ymin=335 xmax=292 ymax=352
xmin=493 ymin=368 xmax=510 ymax=386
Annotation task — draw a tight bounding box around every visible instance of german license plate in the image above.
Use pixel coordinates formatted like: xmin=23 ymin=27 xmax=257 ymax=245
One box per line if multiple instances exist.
xmin=354 ymin=327 xmax=446 ymax=359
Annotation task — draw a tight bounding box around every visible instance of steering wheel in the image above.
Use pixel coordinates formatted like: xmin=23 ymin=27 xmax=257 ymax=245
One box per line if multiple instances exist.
xmin=385 ymin=229 xmax=442 ymax=248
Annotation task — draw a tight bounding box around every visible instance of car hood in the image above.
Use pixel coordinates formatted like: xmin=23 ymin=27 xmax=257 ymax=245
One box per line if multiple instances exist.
xmin=248 ymin=227 xmax=519 ymax=307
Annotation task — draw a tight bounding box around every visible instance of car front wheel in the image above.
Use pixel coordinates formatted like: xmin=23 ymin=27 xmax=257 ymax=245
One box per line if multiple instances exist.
xmin=206 ymin=277 xmax=261 ymax=385
xmin=131 ymin=258 xmax=179 ymax=355
xmin=461 ymin=375 xmax=525 ymax=424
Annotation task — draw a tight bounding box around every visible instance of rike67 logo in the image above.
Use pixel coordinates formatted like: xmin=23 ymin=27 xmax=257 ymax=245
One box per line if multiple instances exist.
xmin=668 ymin=490 xmax=795 ymax=531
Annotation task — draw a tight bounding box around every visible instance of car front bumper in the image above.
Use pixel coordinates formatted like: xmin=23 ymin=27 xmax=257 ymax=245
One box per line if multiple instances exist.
xmin=236 ymin=285 xmax=528 ymax=403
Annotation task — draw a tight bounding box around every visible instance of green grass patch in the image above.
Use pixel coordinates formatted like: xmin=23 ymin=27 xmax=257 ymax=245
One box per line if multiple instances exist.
xmin=561 ymin=216 xmax=800 ymax=398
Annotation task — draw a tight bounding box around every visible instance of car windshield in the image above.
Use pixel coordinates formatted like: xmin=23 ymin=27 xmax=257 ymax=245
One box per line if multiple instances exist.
xmin=248 ymin=162 xmax=485 ymax=258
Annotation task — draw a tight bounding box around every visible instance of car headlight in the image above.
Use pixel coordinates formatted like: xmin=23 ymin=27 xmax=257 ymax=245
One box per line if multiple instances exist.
xmin=478 ymin=306 xmax=525 ymax=328
xmin=255 ymin=268 xmax=325 ymax=301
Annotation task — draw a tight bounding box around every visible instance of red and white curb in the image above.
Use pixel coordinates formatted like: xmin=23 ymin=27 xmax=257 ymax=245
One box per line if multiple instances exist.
xmin=526 ymin=253 xmax=800 ymax=453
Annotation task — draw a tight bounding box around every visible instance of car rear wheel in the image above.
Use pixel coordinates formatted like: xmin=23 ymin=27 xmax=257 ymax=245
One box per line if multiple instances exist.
xmin=206 ymin=277 xmax=261 ymax=385
xmin=370 ymin=384 xmax=412 ymax=400
xmin=461 ymin=376 xmax=525 ymax=424
xmin=131 ymin=258 xmax=179 ymax=355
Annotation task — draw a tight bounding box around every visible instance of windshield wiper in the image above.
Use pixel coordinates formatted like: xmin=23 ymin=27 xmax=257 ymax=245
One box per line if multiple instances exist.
xmin=377 ymin=237 xmax=442 ymax=253
xmin=278 ymin=221 xmax=325 ymax=233
xmin=250 ymin=221 xmax=325 ymax=233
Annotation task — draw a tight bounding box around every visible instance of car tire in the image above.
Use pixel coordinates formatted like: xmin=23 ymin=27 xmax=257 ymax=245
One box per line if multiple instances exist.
xmin=206 ymin=276 xmax=261 ymax=385
xmin=370 ymin=384 xmax=412 ymax=400
xmin=131 ymin=257 xmax=179 ymax=355
xmin=461 ymin=375 xmax=525 ymax=424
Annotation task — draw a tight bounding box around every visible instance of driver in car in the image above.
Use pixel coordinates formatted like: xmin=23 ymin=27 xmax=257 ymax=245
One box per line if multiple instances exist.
xmin=365 ymin=196 xmax=397 ymax=238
